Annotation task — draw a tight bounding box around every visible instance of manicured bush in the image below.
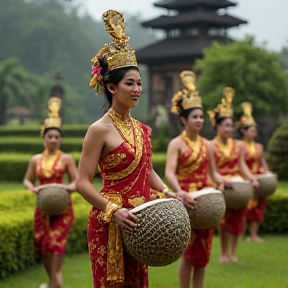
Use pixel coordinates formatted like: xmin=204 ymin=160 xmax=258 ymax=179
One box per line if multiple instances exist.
xmin=0 ymin=137 xmax=84 ymax=154
xmin=0 ymin=125 xmax=89 ymax=138
xmin=0 ymin=191 xmax=91 ymax=278
xmin=266 ymin=120 xmax=288 ymax=180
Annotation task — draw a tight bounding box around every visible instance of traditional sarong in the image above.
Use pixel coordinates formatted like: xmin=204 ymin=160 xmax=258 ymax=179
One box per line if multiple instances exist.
xmin=34 ymin=150 xmax=74 ymax=256
xmin=214 ymin=138 xmax=246 ymax=235
xmin=176 ymin=132 xmax=214 ymax=268
xmin=243 ymin=141 xmax=267 ymax=223
xmin=88 ymin=121 xmax=162 ymax=288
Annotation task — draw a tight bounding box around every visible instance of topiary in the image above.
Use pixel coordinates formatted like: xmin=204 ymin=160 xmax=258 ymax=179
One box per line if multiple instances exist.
xmin=266 ymin=120 xmax=288 ymax=180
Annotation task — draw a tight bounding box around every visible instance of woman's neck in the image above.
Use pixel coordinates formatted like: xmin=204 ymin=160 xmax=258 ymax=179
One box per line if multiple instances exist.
xmin=184 ymin=128 xmax=198 ymax=142
xmin=44 ymin=148 xmax=59 ymax=155
xmin=243 ymin=137 xmax=254 ymax=144
xmin=216 ymin=134 xmax=229 ymax=145
xmin=110 ymin=104 xmax=130 ymax=120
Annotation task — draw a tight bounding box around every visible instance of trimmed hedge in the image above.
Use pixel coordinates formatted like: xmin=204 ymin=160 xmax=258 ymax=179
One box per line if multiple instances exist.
xmin=0 ymin=190 xmax=91 ymax=278
xmin=0 ymin=185 xmax=288 ymax=278
xmin=0 ymin=137 xmax=84 ymax=154
xmin=0 ymin=152 xmax=166 ymax=181
xmin=0 ymin=125 xmax=89 ymax=138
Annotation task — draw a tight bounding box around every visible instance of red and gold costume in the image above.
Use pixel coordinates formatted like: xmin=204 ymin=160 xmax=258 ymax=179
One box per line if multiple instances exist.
xmin=176 ymin=132 xmax=214 ymax=268
xmin=243 ymin=141 xmax=266 ymax=223
xmin=214 ymin=137 xmax=246 ymax=235
xmin=34 ymin=149 xmax=74 ymax=255
xmin=87 ymin=112 xmax=165 ymax=288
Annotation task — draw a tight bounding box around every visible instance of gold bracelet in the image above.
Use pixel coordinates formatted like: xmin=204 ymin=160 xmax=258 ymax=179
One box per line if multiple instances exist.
xmin=102 ymin=201 xmax=120 ymax=223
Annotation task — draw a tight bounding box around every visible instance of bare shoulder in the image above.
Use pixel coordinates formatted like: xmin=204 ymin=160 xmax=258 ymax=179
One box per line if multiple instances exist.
xmin=61 ymin=153 xmax=75 ymax=163
xmin=87 ymin=115 xmax=113 ymax=138
xmin=30 ymin=153 xmax=41 ymax=163
xmin=167 ymin=136 xmax=184 ymax=151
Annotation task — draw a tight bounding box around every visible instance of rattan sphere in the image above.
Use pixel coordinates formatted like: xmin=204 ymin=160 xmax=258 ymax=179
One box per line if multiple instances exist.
xmin=224 ymin=179 xmax=253 ymax=210
xmin=188 ymin=188 xmax=226 ymax=230
xmin=122 ymin=198 xmax=191 ymax=267
xmin=37 ymin=184 xmax=70 ymax=215
xmin=255 ymin=174 xmax=278 ymax=197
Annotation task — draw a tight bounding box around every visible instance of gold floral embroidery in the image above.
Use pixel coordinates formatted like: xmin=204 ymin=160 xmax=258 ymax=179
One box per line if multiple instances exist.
xmin=97 ymin=245 xmax=106 ymax=256
xmin=128 ymin=196 xmax=145 ymax=207
xmin=101 ymin=153 xmax=126 ymax=170
xmin=101 ymin=120 xmax=143 ymax=180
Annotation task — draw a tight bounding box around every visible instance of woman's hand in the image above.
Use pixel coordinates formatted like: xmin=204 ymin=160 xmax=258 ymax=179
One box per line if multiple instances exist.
xmin=251 ymin=178 xmax=260 ymax=189
xmin=30 ymin=186 xmax=40 ymax=194
xmin=176 ymin=191 xmax=197 ymax=210
xmin=113 ymin=208 xmax=139 ymax=232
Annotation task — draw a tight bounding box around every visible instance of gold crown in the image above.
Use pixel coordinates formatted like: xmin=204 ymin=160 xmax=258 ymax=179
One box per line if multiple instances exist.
xmin=41 ymin=97 xmax=62 ymax=135
xmin=208 ymin=87 xmax=234 ymax=127
xmin=239 ymin=102 xmax=257 ymax=128
xmin=171 ymin=71 xmax=202 ymax=115
xmin=89 ymin=10 xmax=138 ymax=94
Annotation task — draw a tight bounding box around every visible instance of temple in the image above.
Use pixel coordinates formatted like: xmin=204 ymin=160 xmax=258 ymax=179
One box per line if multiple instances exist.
xmin=136 ymin=0 xmax=247 ymax=121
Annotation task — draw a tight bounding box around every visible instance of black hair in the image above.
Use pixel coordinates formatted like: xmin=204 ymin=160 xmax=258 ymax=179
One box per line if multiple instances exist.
xmin=214 ymin=113 xmax=232 ymax=131
xmin=43 ymin=127 xmax=62 ymax=137
xmin=98 ymin=55 xmax=139 ymax=110
xmin=176 ymin=97 xmax=202 ymax=126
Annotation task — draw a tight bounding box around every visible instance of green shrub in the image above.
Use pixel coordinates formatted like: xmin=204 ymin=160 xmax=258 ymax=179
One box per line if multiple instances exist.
xmin=0 ymin=137 xmax=84 ymax=154
xmin=266 ymin=121 xmax=288 ymax=180
xmin=0 ymin=125 xmax=89 ymax=138
xmin=0 ymin=191 xmax=91 ymax=278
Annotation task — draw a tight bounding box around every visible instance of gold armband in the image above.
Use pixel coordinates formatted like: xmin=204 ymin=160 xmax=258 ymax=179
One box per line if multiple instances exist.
xmin=102 ymin=201 xmax=120 ymax=223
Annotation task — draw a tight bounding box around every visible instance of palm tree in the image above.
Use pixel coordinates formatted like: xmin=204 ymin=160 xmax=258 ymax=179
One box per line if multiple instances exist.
xmin=0 ymin=58 xmax=27 ymax=125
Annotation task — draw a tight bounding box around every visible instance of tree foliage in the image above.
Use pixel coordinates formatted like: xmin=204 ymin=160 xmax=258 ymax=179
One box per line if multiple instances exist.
xmin=194 ymin=37 xmax=288 ymax=119
xmin=0 ymin=0 xmax=159 ymax=124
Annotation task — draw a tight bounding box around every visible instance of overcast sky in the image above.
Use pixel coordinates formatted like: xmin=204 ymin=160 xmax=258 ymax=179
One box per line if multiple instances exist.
xmin=81 ymin=0 xmax=288 ymax=52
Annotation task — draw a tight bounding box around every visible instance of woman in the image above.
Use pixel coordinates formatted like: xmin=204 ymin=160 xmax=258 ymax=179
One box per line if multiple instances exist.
xmin=23 ymin=97 xmax=77 ymax=288
xmin=208 ymin=88 xmax=259 ymax=264
xmin=165 ymin=71 xmax=223 ymax=288
xmin=76 ymin=10 xmax=171 ymax=288
xmin=239 ymin=102 xmax=270 ymax=242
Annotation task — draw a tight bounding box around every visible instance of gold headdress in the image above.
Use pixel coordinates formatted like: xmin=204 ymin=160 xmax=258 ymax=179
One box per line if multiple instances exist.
xmin=208 ymin=87 xmax=234 ymax=127
xmin=171 ymin=71 xmax=202 ymax=115
xmin=89 ymin=10 xmax=138 ymax=94
xmin=239 ymin=102 xmax=257 ymax=128
xmin=41 ymin=97 xmax=62 ymax=135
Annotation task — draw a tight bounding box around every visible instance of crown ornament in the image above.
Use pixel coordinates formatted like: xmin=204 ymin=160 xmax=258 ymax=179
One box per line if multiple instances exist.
xmin=89 ymin=10 xmax=138 ymax=95
xmin=239 ymin=102 xmax=257 ymax=128
xmin=41 ymin=97 xmax=62 ymax=135
xmin=171 ymin=71 xmax=202 ymax=115
xmin=208 ymin=87 xmax=234 ymax=127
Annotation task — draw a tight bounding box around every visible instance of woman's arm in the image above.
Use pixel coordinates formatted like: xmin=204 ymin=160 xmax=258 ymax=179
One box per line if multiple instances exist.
xmin=207 ymin=141 xmax=229 ymax=186
xmin=63 ymin=154 xmax=77 ymax=193
xmin=165 ymin=138 xmax=195 ymax=209
xmin=259 ymin=146 xmax=270 ymax=173
xmin=23 ymin=155 xmax=38 ymax=193
xmin=238 ymin=142 xmax=259 ymax=188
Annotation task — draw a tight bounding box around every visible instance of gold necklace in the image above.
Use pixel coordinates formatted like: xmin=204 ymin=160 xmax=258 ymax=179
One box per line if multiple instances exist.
xmin=181 ymin=131 xmax=201 ymax=154
xmin=215 ymin=136 xmax=233 ymax=157
xmin=108 ymin=108 xmax=135 ymax=147
xmin=41 ymin=149 xmax=61 ymax=178
xmin=244 ymin=140 xmax=256 ymax=156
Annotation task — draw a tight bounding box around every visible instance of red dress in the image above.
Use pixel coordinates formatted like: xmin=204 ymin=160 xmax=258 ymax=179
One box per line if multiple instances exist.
xmin=243 ymin=141 xmax=266 ymax=223
xmin=34 ymin=150 xmax=74 ymax=256
xmin=214 ymin=138 xmax=246 ymax=235
xmin=176 ymin=132 xmax=214 ymax=268
xmin=88 ymin=120 xmax=164 ymax=288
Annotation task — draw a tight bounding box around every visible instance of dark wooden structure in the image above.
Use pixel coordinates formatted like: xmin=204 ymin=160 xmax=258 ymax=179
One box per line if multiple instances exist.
xmin=136 ymin=0 xmax=247 ymax=132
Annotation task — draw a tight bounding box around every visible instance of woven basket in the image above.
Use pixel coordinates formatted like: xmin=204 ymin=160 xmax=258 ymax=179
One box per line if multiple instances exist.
xmin=255 ymin=174 xmax=278 ymax=197
xmin=122 ymin=198 xmax=191 ymax=267
xmin=37 ymin=184 xmax=70 ymax=215
xmin=188 ymin=188 xmax=226 ymax=230
xmin=224 ymin=179 xmax=253 ymax=210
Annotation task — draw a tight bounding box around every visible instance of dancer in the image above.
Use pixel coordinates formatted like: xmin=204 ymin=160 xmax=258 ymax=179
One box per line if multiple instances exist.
xmin=165 ymin=71 xmax=222 ymax=288
xmin=239 ymin=102 xmax=271 ymax=242
xmin=23 ymin=97 xmax=77 ymax=288
xmin=208 ymin=88 xmax=259 ymax=263
xmin=76 ymin=10 xmax=171 ymax=288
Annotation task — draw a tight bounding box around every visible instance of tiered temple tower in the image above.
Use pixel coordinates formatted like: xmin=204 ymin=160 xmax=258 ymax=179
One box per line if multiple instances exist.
xmin=136 ymin=0 xmax=247 ymax=121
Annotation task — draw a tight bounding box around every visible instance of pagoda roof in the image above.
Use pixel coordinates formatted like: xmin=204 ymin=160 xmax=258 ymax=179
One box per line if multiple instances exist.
xmin=154 ymin=0 xmax=237 ymax=11
xmin=136 ymin=36 xmax=228 ymax=64
xmin=142 ymin=11 xmax=247 ymax=30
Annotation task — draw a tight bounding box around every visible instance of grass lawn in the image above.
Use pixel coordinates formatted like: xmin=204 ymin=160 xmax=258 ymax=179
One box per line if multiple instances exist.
xmin=1 ymin=235 xmax=287 ymax=288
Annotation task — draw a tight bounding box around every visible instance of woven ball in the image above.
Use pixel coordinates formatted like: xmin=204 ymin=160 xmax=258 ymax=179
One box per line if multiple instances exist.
xmin=188 ymin=188 xmax=226 ymax=230
xmin=37 ymin=184 xmax=70 ymax=215
xmin=255 ymin=174 xmax=278 ymax=197
xmin=224 ymin=178 xmax=253 ymax=210
xmin=122 ymin=198 xmax=191 ymax=267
